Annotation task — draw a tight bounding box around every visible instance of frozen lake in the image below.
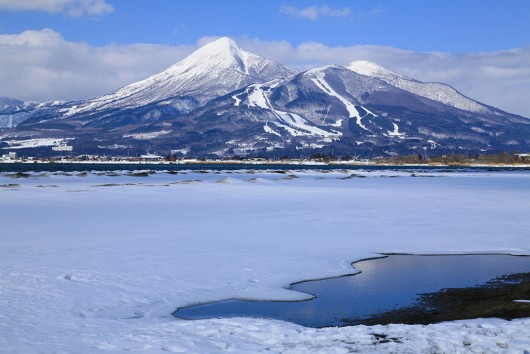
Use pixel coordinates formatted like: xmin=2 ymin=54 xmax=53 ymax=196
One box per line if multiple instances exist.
xmin=1 ymin=168 xmax=529 ymax=353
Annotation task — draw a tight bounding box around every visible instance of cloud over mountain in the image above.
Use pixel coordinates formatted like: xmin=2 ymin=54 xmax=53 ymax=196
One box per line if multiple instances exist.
xmin=0 ymin=29 xmax=529 ymax=117
xmin=280 ymin=5 xmax=351 ymax=20
xmin=0 ymin=29 xmax=194 ymax=102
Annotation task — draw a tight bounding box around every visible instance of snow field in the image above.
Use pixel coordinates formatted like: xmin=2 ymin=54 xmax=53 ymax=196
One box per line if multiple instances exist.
xmin=0 ymin=169 xmax=529 ymax=353
xmin=243 ymin=83 xmax=338 ymax=138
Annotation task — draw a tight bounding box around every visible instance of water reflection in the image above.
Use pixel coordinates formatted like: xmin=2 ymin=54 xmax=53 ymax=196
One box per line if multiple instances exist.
xmin=175 ymin=255 xmax=530 ymax=328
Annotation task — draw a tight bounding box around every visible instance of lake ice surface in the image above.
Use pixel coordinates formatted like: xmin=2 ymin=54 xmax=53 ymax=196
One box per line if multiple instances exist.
xmin=1 ymin=168 xmax=529 ymax=353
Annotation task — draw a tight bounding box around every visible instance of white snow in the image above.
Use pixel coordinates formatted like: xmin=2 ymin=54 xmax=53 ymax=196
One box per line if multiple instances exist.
xmin=123 ymin=130 xmax=171 ymax=140
xmin=1 ymin=169 xmax=529 ymax=353
xmin=2 ymin=137 xmax=72 ymax=149
xmin=311 ymin=73 xmax=373 ymax=130
xmin=247 ymin=84 xmax=271 ymax=109
xmin=263 ymin=123 xmax=281 ymax=137
xmin=273 ymin=111 xmax=337 ymax=138
xmin=232 ymin=93 xmax=242 ymax=107
xmin=387 ymin=122 xmax=404 ymax=137
xmin=330 ymin=118 xmax=343 ymax=127
xmin=348 ymin=60 xmax=489 ymax=113
xmin=245 ymin=84 xmax=339 ymax=138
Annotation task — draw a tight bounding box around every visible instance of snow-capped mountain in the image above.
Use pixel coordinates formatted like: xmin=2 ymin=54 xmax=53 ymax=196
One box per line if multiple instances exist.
xmin=2 ymin=39 xmax=529 ymax=157
xmin=57 ymin=37 xmax=294 ymax=125
xmin=127 ymin=64 xmax=530 ymax=157
xmin=347 ymin=61 xmax=489 ymax=113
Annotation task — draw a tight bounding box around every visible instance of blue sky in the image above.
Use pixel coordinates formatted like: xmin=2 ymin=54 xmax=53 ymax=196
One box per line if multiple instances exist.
xmin=1 ymin=0 xmax=529 ymax=52
xmin=0 ymin=0 xmax=529 ymax=116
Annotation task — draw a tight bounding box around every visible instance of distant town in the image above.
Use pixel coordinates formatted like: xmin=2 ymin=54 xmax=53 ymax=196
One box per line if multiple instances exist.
xmin=2 ymin=150 xmax=529 ymax=166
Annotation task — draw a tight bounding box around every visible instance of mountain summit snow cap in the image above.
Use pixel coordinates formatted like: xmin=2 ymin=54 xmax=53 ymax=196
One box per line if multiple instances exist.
xmin=61 ymin=36 xmax=293 ymax=117
xmin=182 ymin=37 xmax=246 ymax=71
xmin=347 ymin=60 xmax=408 ymax=80
xmin=198 ymin=37 xmax=240 ymax=53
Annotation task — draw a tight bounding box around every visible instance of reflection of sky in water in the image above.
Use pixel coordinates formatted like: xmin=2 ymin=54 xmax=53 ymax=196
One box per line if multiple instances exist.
xmin=176 ymin=255 xmax=530 ymax=328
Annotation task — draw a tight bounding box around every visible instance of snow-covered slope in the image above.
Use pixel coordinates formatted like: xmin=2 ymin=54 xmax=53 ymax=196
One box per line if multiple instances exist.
xmin=218 ymin=65 xmax=404 ymax=141
xmin=64 ymin=37 xmax=294 ymax=117
xmin=348 ymin=61 xmax=489 ymax=113
xmin=0 ymin=97 xmax=24 ymax=128
xmin=0 ymin=97 xmax=24 ymax=112
xmin=228 ymin=65 xmax=387 ymax=134
xmin=129 ymin=63 xmax=530 ymax=158
xmin=0 ymin=97 xmax=68 ymax=129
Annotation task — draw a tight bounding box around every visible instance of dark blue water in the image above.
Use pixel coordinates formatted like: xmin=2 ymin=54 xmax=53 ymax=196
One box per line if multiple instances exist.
xmin=0 ymin=162 xmax=528 ymax=173
xmin=174 ymin=255 xmax=530 ymax=328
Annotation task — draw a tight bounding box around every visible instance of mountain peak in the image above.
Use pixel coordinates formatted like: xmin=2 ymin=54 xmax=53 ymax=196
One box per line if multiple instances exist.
xmin=191 ymin=37 xmax=241 ymax=59
xmin=170 ymin=37 xmax=250 ymax=75
xmin=305 ymin=64 xmax=344 ymax=75
xmin=62 ymin=36 xmax=293 ymax=117
xmin=203 ymin=36 xmax=238 ymax=49
xmin=348 ymin=60 xmax=407 ymax=80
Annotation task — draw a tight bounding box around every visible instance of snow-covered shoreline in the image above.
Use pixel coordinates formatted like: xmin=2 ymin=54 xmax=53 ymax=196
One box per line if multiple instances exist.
xmin=1 ymin=159 xmax=530 ymax=168
xmin=1 ymin=170 xmax=529 ymax=353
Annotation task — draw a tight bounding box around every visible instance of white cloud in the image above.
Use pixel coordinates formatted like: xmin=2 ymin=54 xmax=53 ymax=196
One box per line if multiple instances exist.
xmin=280 ymin=5 xmax=350 ymax=20
xmin=0 ymin=0 xmax=114 ymax=16
xmin=0 ymin=29 xmax=194 ymax=101
xmin=0 ymin=29 xmax=529 ymax=118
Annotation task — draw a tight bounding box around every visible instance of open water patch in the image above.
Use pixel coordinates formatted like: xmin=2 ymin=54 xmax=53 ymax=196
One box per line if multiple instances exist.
xmin=174 ymin=255 xmax=530 ymax=328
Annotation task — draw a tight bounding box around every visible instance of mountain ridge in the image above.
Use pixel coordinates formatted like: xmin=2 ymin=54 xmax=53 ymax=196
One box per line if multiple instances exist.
xmin=1 ymin=38 xmax=529 ymax=158
xmin=347 ymin=60 xmax=490 ymax=113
